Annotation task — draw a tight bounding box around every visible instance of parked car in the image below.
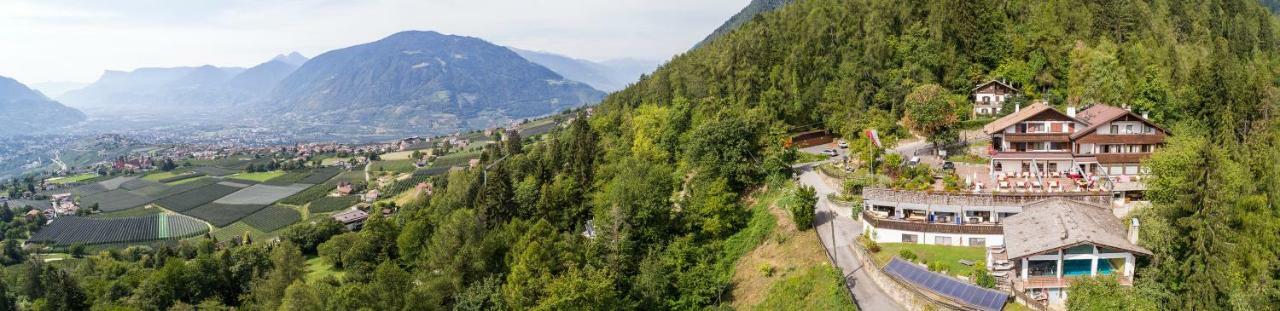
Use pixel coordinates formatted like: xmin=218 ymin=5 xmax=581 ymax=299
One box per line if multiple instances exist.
xmin=942 ymin=161 xmax=956 ymax=172
xmin=838 ymin=141 xmax=849 ymax=149
xmin=823 ymin=149 xmax=838 ymax=157
xmin=907 ymin=156 xmax=921 ymax=166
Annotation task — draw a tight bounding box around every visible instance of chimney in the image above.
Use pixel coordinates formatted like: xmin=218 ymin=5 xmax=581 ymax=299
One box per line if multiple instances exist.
xmin=1127 ymin=218 xmax=1140 ymax=244
xmin=1142 ymin=111 xmax=1149 ymax=120
xmin=1067 ymin=106 xmax=1077 ymax=118
xmin=1015 ymin=103 xmax=1021 ymax=112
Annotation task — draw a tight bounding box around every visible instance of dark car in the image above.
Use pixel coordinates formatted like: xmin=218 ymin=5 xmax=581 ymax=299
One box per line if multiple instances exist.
xmin=942 ymin=161 xmax=956 ymax=172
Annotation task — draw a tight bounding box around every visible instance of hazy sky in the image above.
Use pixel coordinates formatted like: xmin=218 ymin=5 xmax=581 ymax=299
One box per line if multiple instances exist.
xmin=0 ymin=0 xmax=746 ymax=83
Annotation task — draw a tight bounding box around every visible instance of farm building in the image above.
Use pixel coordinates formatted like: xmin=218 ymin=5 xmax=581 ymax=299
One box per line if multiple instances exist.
xmin=332 ymin=209 xmax=369 ymax=230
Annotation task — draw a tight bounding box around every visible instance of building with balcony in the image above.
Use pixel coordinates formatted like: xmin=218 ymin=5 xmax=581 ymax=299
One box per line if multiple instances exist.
xmin=973 ymin=80 xmax=1019 ymax=116
xmin=982 ymin=101 xmax=1167 ymax=184
xmin=859 ymin=188 xmax=1111 ymax=247
xmin=990 ymin=198 xmax=1150 ymax=306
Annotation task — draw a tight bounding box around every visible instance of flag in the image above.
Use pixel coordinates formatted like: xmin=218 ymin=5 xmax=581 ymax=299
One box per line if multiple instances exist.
xmin=865 ymin=129 xmax=882 ymax=148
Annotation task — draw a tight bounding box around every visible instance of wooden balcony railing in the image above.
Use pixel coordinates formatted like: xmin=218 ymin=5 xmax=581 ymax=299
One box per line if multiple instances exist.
xmin=1094 ymin=153 xmax=1152 ymax=164
xmin=862 ymin=211 xmax=1004 ymax=235
xmin=861 ymin=187 xmax=1112 ymax=207
xmin=1004 ymin=133 xmax=1071 ymax=142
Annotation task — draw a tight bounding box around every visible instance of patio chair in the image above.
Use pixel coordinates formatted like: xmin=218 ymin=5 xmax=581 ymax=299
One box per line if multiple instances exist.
xmin=999 ymin=181 xmax=1009 ymax=189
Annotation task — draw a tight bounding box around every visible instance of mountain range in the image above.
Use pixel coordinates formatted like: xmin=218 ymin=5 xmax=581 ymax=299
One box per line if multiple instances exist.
xmin=58 ymin=53 xmax=309 ymax=114
xmin=0 ymin=76 xmax=86 ymax=136
xmin=510 ymin=48 xmax=658 ymax=92
xmin=267 ymin=31 xmax=604 ymax=131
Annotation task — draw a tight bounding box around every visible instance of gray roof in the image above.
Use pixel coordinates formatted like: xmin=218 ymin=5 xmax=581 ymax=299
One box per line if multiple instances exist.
xmin=331 ymin=209 xmax=368 ymax=224
xmin=1002 ymin=198 xmax=1151 ymax=259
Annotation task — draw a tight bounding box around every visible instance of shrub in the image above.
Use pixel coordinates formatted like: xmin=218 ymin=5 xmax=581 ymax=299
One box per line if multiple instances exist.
xmin=789 ymin=185 xmax=817 ymax=230
xmin=758 ymin=263 xmax=776 ymax=277
xmin=972 ymin=269 xmax=997 ymax=289
xmin=927 ymin=261 xmax=946 ymax=273
xmin=859 ymin=235 xmax=880 ymax=253
xmin=899 ymin=249 xmax=918 ymax=261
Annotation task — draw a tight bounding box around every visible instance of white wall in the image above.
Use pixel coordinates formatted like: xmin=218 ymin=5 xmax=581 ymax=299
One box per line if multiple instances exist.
xmin=864 ymin=221 xmax=1005 ymax=246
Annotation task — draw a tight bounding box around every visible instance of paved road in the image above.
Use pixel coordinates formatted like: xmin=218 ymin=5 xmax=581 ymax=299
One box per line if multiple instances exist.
xmin=796 ymin=162 xmax=905 ymax=311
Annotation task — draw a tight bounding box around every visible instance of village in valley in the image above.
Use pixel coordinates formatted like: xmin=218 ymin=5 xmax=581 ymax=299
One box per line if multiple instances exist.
xmin=0 ymin=113 xmax=572 ymax=255
xmin=797 ymin=80 xmax=1166 ymax=310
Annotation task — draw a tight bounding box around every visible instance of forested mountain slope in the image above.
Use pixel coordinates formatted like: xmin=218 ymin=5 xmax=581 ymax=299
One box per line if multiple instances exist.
xmin=602 ymin=0 xmax=1280 ymax=309
xmin=0 ymin=76 xmax=86 ymax=136
xmin=268 ymin=31 xmax=604 ymax=131
xmin=693 ymin=0 xmax=794 ymax=48
xmin=6 ymin=0 xmax=1279 ymax=310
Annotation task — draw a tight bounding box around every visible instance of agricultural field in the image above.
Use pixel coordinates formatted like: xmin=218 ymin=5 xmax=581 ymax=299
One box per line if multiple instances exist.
xmin=142 ymin=170 xmax=190 ymax=181
xmin=214 ymin=184 xmax=310 ymax=205
xmin=185 ymin=203 xmax=268 ymax=227
xmin=154 ymin=183 xmax=244 ymax=212
xmin=380 ymin=150 xmax=419 ymax=160
xmin=36 ymin=165 xmax=341 ymax=250
xmin=261 ymin=167 xmax=341 ymax=185
xmin=80 ymin=189 xmax=154 ymax=212
xmin=279 ymin=183 xmax=339 ymax=206
xmin=207 ymin=222 xmax=279 ymax=244
xmin=97 ymin=176 xmax=136 ymax=190
xmin=45 ymin=173 xmax=98 ymax=185
xmin=158 ymin=172 xmax=205 ymax=184
xmin=191 ymin=166 xmax=236 ymax=177
xmin=242 ymin=206 xmax=302 ymax=232
xmin=298 ymin=167 xmax=343 ymax=184
xmin=320 ymin=157 xmax=352 ymax=166
xmin=71 ymin=183 xmax=109 ymax=197
xmin=5 ymin=199 xmax=50 ymax=210
xmin=431 ymin=150 xmax=481 ymax=168
xmin=28 ymin=213 xmax=207 ymax=246
xmin=120 ymin=178 xmax=162 ymax=191
xmin=227 ymin=171 xmax=286 ymax=182
xmin=308 ymin=196 xmax=359 ymax=214
xmin=370 ymin=159 xmax=418 ymax=174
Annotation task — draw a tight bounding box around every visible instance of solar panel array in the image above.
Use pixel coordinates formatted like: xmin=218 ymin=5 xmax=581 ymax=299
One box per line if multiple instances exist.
xmin=884 ymin=258 xmax=1008 ymax=311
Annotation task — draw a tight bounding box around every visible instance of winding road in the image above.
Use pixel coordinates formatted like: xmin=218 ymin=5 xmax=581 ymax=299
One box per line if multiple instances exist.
xmin=794 ymin=157 xmax=905 ymax=311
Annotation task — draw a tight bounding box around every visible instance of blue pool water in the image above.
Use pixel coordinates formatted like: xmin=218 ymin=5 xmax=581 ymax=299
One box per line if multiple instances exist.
xmin=1062 ymin=259 xmax=1114 ymax=276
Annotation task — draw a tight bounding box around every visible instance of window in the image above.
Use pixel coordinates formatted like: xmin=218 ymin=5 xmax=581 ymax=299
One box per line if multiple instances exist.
xmin=1110 ymin=124 xmax=1119 ymax=134
xmin=902 ymin=234 xmax=919 ymax=244
xmin=982 ymin=96 xmax=990 ymax=103
xmin=1021 ymin=162 xmax=1031 ymax=172
xmin=994 ymin=162 xmax=1003 ymax=172
xmin=1125 ymin=124 xmax=1134 ymax=134
xmin=1143 ymin=125 xmax=1153 ymax=133
xmin=969 ymin=238 xmax=986 ymax=247
xmin=1048 ymin=163 xmax=1058 ymax=172
xmin=935 ymin=236 xmax=953 ymax=245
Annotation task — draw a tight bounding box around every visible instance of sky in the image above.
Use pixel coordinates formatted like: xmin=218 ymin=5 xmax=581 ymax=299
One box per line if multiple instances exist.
xmin=0 ymin=0 xmax=747 ymax=84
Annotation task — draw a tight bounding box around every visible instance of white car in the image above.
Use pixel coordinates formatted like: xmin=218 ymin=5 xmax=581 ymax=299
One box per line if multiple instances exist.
xmin=838 ymin=141 xmax=849 ymax=148
xmin=822 ymin=149 xmax=838 ymax=156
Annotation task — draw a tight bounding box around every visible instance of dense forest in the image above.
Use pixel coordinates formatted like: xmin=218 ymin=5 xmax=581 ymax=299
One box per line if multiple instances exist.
xmin=0 ymin=0 xmax=1277 ymax=310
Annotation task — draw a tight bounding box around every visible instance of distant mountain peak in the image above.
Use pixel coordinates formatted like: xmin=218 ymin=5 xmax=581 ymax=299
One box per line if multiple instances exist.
xmin=272 ymin=52 xmax=309 ymax=66
xmin=268 ymin=30 xmax=603 ymax=133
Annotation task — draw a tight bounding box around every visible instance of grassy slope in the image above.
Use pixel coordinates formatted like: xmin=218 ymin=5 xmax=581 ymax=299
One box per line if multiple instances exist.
xmin=228 ymin=171 xmax=287 ymax=182
xmin=46 ymin=173 xmax=97 ymax=185
xmin=305 ymin=256 xmax=347 ymax=283
xmin=726 ymin=181 xmax=857 ymax=310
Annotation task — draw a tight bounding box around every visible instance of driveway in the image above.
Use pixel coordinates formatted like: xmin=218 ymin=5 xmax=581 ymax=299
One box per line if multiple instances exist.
xmin=795 ymin=162 xmax=905 ymax=311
